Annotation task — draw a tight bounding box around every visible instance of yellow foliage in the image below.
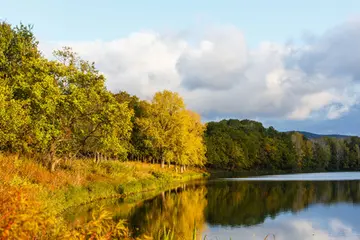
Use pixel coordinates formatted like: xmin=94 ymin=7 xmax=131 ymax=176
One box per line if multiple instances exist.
xmin=133 ymin=186 xmax=208 ymax=239
xmin=0 ymin=185 xmax=134 ymax=239
xmin=0 ymin=185 xmax=62 ymax=239
xmin=138 ymin=91 xmax=206 ymax=167
xmin=63 ymin=206 xmax=132 ymax=240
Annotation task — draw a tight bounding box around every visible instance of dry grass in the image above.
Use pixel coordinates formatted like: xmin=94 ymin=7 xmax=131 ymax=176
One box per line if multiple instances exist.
xmin=0 ymin=154 xmax=206 ymax=212
xmin=0 ymin=154 xmax=207 ymax=239
xmin=0 ymin=184 xmax=61 ymax=239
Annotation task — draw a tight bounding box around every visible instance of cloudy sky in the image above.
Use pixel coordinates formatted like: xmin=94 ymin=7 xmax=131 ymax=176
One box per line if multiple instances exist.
xmin=3 ymin=0 xmax=360 ymax=135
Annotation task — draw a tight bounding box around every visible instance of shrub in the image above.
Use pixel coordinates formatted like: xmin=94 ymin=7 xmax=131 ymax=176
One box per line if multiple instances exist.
xmin=0 ymin=185 xmax=64 ymax=239
xmin=87 ymin=182 xmax=117 ymax=199
xmin=117 ymin=181 xmax=143 ymax=195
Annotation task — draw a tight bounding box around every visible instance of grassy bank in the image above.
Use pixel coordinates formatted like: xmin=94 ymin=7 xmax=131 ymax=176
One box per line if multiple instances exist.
xmin=0 ymin=154 xmax=208 ymax=239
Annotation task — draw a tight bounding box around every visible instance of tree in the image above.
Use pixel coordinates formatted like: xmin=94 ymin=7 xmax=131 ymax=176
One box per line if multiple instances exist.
xmin=137 ymin=91 xmax=206 ymax=169
xmin=291 ymin=132 xmax=305 ymax=170
xmin=137 ymin=90 xmax=186 ymax=168
xmin=113 ymin=91 xmax=153 ymax=162
xmin=0 ymin=22 xmax=41 ymax=154
xmin=173 ymin=110 xmax=206 ymax=171
xmin=51 ymin=48 xmax=133 ymax=166
xmin=0 ymin=83 xmax=29 ymax=153
xmin=0 ymin=21 xmax=134 ymax=171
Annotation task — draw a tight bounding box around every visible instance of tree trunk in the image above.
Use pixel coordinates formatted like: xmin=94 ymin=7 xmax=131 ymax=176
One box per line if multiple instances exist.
xmin=48 ymin=142 xmax=57 ymax=172
xmin=180 ymin=165 xmax=184 ymax=173
xmin=161 ymin=154 xmax=165 ymax=168
xmin=161 ymin=191 xmax=166 ymax=209
xmin=168 ymin=160 xmax=171 ymax=168
xmin=95 ymin=152 xmax=100 ymax=164
xmin=50 ymin=160 xmax=58 ymax=172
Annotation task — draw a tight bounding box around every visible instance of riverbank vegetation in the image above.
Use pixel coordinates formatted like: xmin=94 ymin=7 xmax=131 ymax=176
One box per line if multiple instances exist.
xmin=0 ymin=154 xmax=205 ymax=239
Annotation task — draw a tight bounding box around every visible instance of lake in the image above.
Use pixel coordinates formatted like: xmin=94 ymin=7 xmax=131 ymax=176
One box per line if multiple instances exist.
xmin=65 ymin=172 xmax=360 ymax=240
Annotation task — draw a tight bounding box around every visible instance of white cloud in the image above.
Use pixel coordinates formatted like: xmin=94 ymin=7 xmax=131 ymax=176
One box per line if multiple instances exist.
xmin=202 ymin=218 xmax=359 ymax=240
xmin=40 ymin=21 xmax=360 ymax=121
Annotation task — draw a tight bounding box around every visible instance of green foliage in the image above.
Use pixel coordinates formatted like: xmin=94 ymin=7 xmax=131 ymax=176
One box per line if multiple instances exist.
xmin=205 ymin=119 xmax=297 ymax=171
xmin=118 ymin=181 xmax=143 ymax=195
xmin=0 ymin=22 xmax=133 ymax=171
xmin=205 ymin=119 xmax=360 ymax=172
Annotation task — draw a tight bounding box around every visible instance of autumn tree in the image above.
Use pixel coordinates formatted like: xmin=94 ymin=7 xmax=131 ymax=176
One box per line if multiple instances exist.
xmin=172 ymin=110 xmax=206 ymax=172
xmin=138 ymin=91 xmax=206 ymax=169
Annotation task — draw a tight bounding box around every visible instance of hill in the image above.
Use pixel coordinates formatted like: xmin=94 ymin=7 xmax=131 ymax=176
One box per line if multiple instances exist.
xmin=296 ymin=131 xmax=352 ymax=139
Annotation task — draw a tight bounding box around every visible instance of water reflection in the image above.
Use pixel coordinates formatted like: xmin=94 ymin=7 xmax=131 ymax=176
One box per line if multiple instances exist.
xmin=64 ymin=178 xmax=360 ymax=239
xmin=128 ymin=180 xmax=360 ymax=239
xmin=205 ymin=180 xmax=360 ymax=227
xmin=129 ymin=184 xmax=207 ymax=239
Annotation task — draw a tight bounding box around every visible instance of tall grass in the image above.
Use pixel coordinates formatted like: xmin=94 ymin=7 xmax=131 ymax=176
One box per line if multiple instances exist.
xmin=0 ymin=154 xmax=207 ymax=239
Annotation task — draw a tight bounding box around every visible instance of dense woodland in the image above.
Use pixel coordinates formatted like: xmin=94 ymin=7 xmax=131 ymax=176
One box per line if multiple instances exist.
xmin=2 ymin=22 xmax=360 ymax=173
xmin=205 ymin=119 xmax=360 ymax=171
xmin=0 ymin=22 xmax=205 ymax=172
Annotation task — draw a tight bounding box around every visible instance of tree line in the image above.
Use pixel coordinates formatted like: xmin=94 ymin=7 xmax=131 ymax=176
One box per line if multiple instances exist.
xmin=2 ymin=22 xmax=360 ymax=173
xmin=205 ymin=119 xmax=360 ymax=171
xmin=0 ymin=22 xmax=205 ymax=172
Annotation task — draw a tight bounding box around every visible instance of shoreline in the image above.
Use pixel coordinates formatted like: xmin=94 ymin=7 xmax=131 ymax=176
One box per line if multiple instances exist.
xmin=57 ymin=171 xmax=207 ymax=216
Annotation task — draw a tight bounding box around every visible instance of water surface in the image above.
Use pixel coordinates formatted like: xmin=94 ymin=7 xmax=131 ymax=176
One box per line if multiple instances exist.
xmin=67 ymin=172 xmax=360 ymax=240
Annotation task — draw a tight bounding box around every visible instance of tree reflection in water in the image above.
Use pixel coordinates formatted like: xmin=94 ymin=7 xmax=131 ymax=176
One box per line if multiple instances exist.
xmin=129 ymin=180 xmax=360 ymax=238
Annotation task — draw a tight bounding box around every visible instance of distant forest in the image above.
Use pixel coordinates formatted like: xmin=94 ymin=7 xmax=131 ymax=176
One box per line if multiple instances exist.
xmin=293 ymin=131 xmax=351 ymax=140
xmin=205 ymin=119 xmax=360 ymax=171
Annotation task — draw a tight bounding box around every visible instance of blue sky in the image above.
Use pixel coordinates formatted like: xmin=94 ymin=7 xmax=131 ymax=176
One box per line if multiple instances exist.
xmin=3 ymin=1 xmax=360 ymax=135
xmin=3 ymin=0 xmax=359 ymax=45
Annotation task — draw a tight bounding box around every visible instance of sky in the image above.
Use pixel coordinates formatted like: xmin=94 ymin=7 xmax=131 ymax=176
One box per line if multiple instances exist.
xmin=2 ymin=0 xmax=360 ymax=135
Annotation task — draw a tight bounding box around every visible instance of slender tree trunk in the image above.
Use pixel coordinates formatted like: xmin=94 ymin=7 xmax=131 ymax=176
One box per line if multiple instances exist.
xmin=50 ymin=158 xmax=60 ymax=173
xmin=48 ymin=142 xmax=57 ymax=172
xmin=50 ymin=161 xmax=56 ymax=172
xmin=161 ymin=154 xmax=165 ymax=168
xmin=95 ymin=152 xmax=100 ymax=164
xmin=161 ymin=191 xmax=166 ymax=209
xmin=180 ymin=165 xmax=184 ymax=173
